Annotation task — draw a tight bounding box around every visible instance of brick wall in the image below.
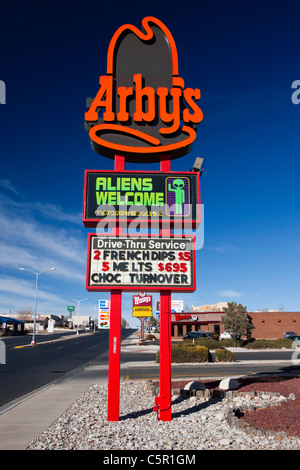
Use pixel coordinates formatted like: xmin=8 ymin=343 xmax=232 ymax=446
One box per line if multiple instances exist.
xmin=171 ymin=311 xmax=300 ymax=339
xmin=248 ymin=312 xmax=299 ymax=339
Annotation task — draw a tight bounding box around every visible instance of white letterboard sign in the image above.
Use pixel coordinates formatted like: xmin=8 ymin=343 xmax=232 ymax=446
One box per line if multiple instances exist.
xmin=86 ymin=234 xmax=196 ymax=292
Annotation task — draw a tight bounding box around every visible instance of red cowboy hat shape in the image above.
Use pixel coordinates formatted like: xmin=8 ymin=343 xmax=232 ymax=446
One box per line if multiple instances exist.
xmin=85 ymin=17 xmax=203 ymax=163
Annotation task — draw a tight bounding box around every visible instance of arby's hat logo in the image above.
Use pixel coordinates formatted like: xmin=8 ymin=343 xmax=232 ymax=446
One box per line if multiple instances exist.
xmin=84 ymin=17 xmax=203 ymax=163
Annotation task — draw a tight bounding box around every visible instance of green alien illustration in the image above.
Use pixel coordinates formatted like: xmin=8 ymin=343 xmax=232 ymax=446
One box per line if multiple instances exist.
xmin=168 ymin=178 xmax=185 ymax=214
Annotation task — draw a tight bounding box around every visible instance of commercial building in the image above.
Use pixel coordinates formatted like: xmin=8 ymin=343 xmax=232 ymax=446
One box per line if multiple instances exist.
xmin=171 ymin=310 xmax=300 ymax=340
xmin=0 ymin=316 xmax=24 ymax=335
xmin=0 ymin=313 xmax=92 ymax=333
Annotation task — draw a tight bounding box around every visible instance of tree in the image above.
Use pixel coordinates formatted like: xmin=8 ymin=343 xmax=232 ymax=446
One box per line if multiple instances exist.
xmin=221 ymin=302 xmax=254 ymax=346
xmin=17 ymin=307 xmax=33 ymax=317
xmin=148 ymin=316 xmax=158 ymax=326
xmin=121 ymin=317 xmax=129 ymax=329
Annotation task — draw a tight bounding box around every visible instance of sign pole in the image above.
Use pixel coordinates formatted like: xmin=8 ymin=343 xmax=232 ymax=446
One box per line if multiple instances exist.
xmin=158 ymin=290 xmax=172 ymax=421
xmin=107 ymin=154 xmax=124 ymax=421
xmin=156 ymin=156 xmax=172 ymax=421
xmin=139 ymin=317 xmax=145 ymax=341
xmin=107 ymin=288 xmax=122 ymax=421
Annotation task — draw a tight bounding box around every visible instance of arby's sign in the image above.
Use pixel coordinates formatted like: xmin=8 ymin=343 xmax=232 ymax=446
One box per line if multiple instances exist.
xmin=84 ymin=17 xmax=203 ymax=162
xmin=83 ymin=16 xmax=203 ymax=422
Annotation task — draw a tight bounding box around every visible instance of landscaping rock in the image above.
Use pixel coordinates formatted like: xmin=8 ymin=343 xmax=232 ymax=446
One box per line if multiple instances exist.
xmin=184 ymin=381 xmax=206 ymax=391
xmin=28 ymin=380 xmax=300 ymax=451
xmin=219 ymin=378 xmax=239 ymax=390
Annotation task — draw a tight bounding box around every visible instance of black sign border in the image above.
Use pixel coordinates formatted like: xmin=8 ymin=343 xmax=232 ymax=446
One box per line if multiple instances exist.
xmin=82 ymin=170 xmax=201 ymax=228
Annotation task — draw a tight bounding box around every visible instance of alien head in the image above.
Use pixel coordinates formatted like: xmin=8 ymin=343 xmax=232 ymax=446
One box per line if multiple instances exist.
xmin=172 ymin=179 xmax=185 ymax=189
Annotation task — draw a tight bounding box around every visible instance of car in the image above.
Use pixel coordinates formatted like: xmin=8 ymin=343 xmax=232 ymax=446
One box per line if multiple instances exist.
xmin=284 ymin=331 xmax=297 ymax=338
xmin=220 ymin=331 xmax=232 ymax=340
xmin=183 ymin=331 xmax=215 ymax=340
xmin=288 ymin=335 xmax=300 ymax=341
xmin=288 ymin=335 xmax=300 ymax=348
xmin=204 ymin=332 xmax=219 ymax=340
xmin=183 ymin=331 xmax=201 ymax=340
xmin=146 ymin=327 xmax=157 ymax=333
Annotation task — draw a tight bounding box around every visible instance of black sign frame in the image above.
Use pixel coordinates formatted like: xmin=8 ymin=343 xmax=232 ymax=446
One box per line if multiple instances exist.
xmin=83 ymin=170 xmax=200 ymax=228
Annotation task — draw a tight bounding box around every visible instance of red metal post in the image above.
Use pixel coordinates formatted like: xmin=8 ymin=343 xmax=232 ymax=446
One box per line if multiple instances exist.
xmin=107 ymin=289 xmax=122 ymax=421
xmin=157 ymin=290 xmax=172 ymax=421
xmin=156 ymin=156 xmax=172 ymax=421
xmin=107 ymin=155 xmax=124 ymax=421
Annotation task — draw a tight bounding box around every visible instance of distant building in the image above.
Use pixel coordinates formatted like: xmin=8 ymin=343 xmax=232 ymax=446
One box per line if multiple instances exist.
xmin=191 ymin=302 xmax=229 ymax=312
xmin=171 ymin=307 xmax=300 ymax=340
xmin=0 ymin=313 xmax=72 ymax=332
xmin=253 ymin=309 xmax=278 ymax=312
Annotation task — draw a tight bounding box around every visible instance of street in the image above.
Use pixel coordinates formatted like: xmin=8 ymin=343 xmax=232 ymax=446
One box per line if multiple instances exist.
xmin=1 ymin=330 xmax=300 ymax=408
xmin=124 ymin=360 xmax=300 ymax=382
xmin=0 ymin=329 xmax=134 ymax=407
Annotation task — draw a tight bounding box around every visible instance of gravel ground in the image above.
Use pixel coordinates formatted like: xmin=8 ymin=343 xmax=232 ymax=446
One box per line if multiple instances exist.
xmin=171 ymin=376 xmax=300 ymax=437
xmin=28 ymin=377 xmax=300 ymax=451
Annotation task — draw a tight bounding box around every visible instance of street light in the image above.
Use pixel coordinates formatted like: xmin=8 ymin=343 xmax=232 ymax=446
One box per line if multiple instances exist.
xmin=69 ymin=298 xmax=88 ymax=335
xmin=88 ymin=303 xmax=98 ymax=332
xmin=19 ymin=267 xmax=56 ymax=345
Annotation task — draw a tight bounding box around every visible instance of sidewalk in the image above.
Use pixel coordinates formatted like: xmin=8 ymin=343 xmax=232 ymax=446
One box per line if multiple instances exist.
xmin=0 ymin=332 xmax=145 ymax=450
xmin=0 ymin=333 xmax=297 ymax=450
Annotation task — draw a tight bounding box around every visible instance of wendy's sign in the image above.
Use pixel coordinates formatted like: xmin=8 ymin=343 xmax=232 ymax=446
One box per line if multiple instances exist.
xmin=84 ymin=17 xmax=203 ymax=162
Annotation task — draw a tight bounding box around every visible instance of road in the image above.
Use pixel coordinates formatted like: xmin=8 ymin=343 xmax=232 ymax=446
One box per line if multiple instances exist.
xmin=0 ymin=329 xmax=135 ymax=407
xmin=123 ymin=344 xmax=300 ymax=381
xmin=1 ymin=331 xmax=300 ymax=407
xmin=124 ymin=361 xmax=300 ymax=382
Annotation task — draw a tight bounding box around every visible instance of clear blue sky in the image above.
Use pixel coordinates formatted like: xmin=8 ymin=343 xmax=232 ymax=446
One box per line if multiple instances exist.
xmin=1 ymin=0 xmax=300 ymax=327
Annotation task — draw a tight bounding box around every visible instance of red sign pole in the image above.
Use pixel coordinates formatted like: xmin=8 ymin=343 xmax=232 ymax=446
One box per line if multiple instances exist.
xmin=107 ymin=154 xmax=124 ymax=421
xmin=155 ymin=156 xmax=172 ymax=421
xmin=107 ymin=288 xmax=122 ymax=421
xmin=157 ymin=290 xmax=172 ymax=421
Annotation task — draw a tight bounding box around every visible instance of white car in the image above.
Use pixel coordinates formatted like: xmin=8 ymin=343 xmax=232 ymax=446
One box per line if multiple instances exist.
xmin=220 ymin=331 xmax=232 ymax=340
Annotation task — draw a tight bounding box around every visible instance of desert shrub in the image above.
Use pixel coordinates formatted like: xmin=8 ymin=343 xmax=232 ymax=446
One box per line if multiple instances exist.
xmin=156 ymin=343 xmax=212 ymax=363
xmin=219 ymin=338 xmax=235 ymax=347
xmin=243 ymin=338 xmax=293 ymax=349
xmin=215 ymin=348 xmax=236 ymax=362
xmin=194 ymin=338 xmax=221 ymax=349
xmin=186 ymin=337 xmax=243 ymax=349
xmin=184 ymin=338 xmax=224 ymax=349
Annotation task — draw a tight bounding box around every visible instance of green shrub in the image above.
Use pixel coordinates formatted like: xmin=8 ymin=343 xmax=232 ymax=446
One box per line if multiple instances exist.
xmin=215 ymin=348 xmax=236 ymax=362
xmin=185 ymin=337 xmax=243 ymax=349
xmin=194 ymin=338 xmax=221 ymax=349
xmin=243 ymin=338 xmax=293 ymax=349
xmin=219 ymin=338 xmax=235 ymax=348
xmin=156 ymin=343 xmax=212 ymax=363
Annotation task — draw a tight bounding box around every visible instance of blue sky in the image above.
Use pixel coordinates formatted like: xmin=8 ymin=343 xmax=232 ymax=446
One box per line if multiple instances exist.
xmin=1 ymin=0 xmax=300 ymax=327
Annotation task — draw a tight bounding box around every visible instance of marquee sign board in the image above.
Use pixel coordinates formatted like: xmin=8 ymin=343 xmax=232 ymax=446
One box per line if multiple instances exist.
xmin=84 ymin=17 xmax=203 ymax=163
xmin=86 ymin=234 xmax=196 ymax=292
xmin=83 ymin=170 xmax=200 ymax=227
xmin=132 ymin=293 xmax=152 ymax=317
